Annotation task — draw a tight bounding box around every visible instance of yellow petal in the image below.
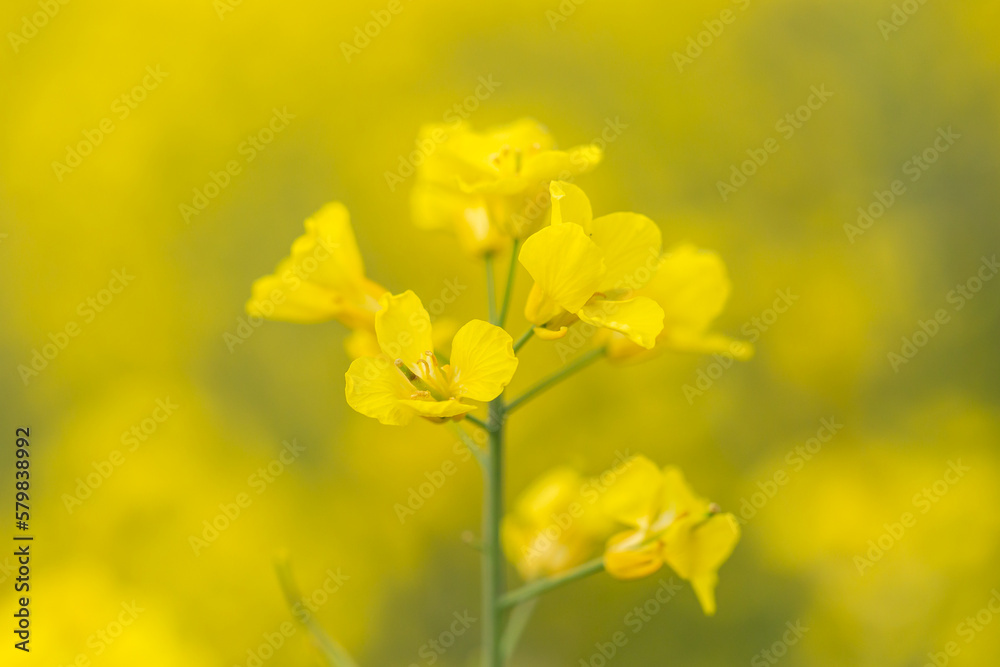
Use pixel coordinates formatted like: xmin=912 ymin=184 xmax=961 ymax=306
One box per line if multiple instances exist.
xmin=549 ymin=180 xmax=593 ymax=232
xmin=397 ymin=398 xmax=476 ymax=419
xmin=524 ymin=282 xmax=565 ymax=325
xmin=246 ymin=203 xmax=386 ymax=325
xmin=519 ymin=224 xmax=605 ymax=314
xmin=343 ymin=329 xmax=381 ymax=360
xmin=578 ymin=297 xmax=664 ymax=349
xmin=590 ymin=212 xmax=662 ymax=292
xmin=663 ymin=513 xmax=741 ymax=615
xmin=411 ymin=184 xmax=509 ymax=256
xmin=296 ymin=202 xmax=366 ymax=290
xmin=411 ymin=182 xmax=469 ymax=231
xmin=650 ymin=245 xmax=731 ymax=337
xmin=660 ymin=466 xmax=709 ymax=516
xmin=690 ymin=573 xmax=720 ymax=616
xmin=448 ymin=320 xmax=518 ymax=401
xmin=490 ymin=118 xmax=556 ymax=150
xmin=247 ymin=271 xmax=340 ymax=323
xmin=604 ymin=530 xmax=664 ymax=580
xmin=375 ymin=291 xmax=434 ymax=374
xmin=600 ymin=455 xmax=664 ymax=528
xmin=533 ymin=325 xmax=569 ymax=340
xmin=521 ymin=144 xmax=603 ymax=185
xmin=503 ymin=466 xmax=611 ymax=580
xmin=344 ymin=356 xmax=418 ymax=426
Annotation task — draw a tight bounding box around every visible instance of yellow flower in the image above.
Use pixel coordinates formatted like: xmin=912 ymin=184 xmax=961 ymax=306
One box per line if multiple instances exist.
xmin=518 ymin=182 xmax=665 ymax=348
xmin=411 ymin=119 xmax=603 ymax=256
xmin=502 ymin=467 xmax=613 ymax=581
xmin=246 ymin=202 xmax=387 ymax=357
xmin=345 ymin=291 xmax=518 ymax=425
xmin=601 ymin=456 xmax=740 ymax=615
xmin=602 ymin=244 xmax=754 ymax=362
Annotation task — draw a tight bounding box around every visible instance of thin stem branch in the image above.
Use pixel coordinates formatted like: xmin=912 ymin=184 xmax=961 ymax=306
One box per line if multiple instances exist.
xmin=506 ymin=347 xmax=606 ymax=415
xmin=499 ymin=557 xmax=606 ymax=609
xmin=498 ymin=239 xmax=520 ymax=328
xmin=465 ymin=414 xmax=489 ymax=431
xmin=275 ymin=555 xmax=361 ymax=667
xmin=512 ymin=327 xmax=534 ymax=354
xmin=448 ymin=422 xmax=486 ymax=469
xmin=485 ymin=253 xmax=498 ymax=325
xmin=500 ymin=598 xmax=538 ymax=663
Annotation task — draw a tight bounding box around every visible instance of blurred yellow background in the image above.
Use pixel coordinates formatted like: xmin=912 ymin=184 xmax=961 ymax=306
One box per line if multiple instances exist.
xmin=2 ymin=0 xmax=999 ymax=664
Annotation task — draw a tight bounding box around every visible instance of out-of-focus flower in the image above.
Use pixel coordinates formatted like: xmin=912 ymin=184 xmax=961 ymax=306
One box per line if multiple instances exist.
xmin=345 ymin=291 xmax=517 ymax=425
xmin=601 ymin=455 xmax=740 ymax=615
xmin=602 ymin=244 xmax=753 ymax=362
xmin=502 ymin=467 xmax=614 ymax=580
xmin=247 ymin=202 xmax=388 ymax=357
xmin=519 ymin=181 xmax=664 ymax=348
xmin=411 ymin=119 xmax=603 ymax=256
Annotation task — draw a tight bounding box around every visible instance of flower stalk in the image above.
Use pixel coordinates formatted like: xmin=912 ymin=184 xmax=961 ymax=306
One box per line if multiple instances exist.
xmin=499 ymin=556 xmax=606 ymax=609
xmin=506 ymin=346 xmax=606 ymax=414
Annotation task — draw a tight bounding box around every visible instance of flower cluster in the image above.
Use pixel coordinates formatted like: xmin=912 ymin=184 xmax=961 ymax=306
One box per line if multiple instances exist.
xmin=249 ymin=117 xmax=752 ymax=662
xmin=502 ymin=455 xmax=740 ymax=615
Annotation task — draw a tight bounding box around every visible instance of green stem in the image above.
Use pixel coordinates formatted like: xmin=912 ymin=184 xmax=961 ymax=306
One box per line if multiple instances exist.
xmin=482 ymin=397 xmax=505 ymax=667
xmin=485 ymin=253 xmax=498 ymax=325
xmin=512 ymin=327 xmax=534 ymax=354
xmin=500 ymin=598 xmax=537 ymax=663
xmin=275 ymin=555 xmax=361 ymax=667
xmin=499 ymin=557 xmax=605 ymax=609
xmin=498 ymin=239 xmax=520 ymax=328
xmin=506 ymin=347 xmax=606 ymax=414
